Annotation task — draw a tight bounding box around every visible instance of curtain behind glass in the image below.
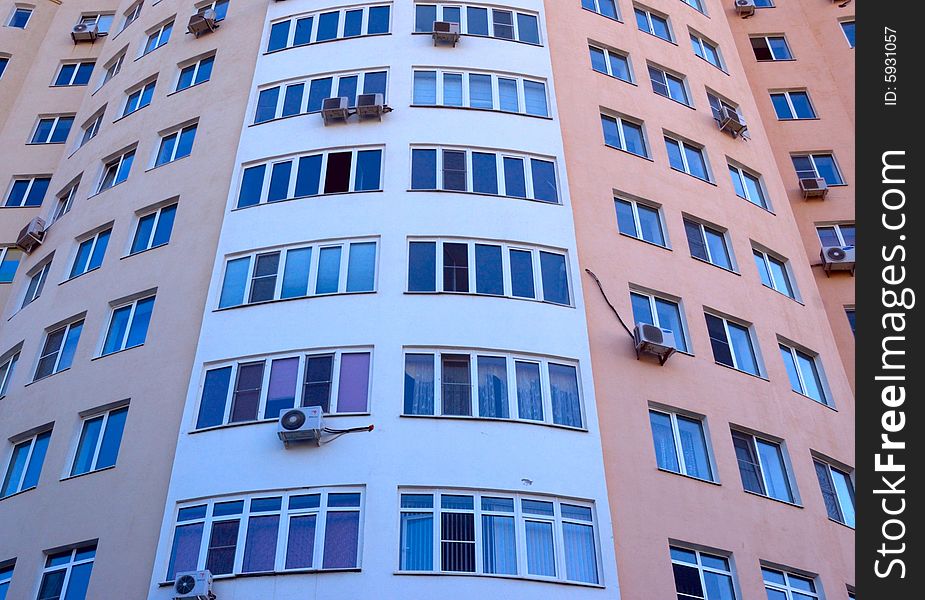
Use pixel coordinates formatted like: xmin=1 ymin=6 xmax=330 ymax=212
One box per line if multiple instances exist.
xmin=404 ymin=354 xmax=434 ymax=415
xmin=515 ymin=361 xmax=543 ymax=421
xmin=525 ymin=520 xmax=556 ymax=576
xmin=400 ymin=513 xmax=433 ymax=570
xmin=549 ymin=363 xmax=581 ymax=427
xmin=563 ymin=522 xmax=598 ymax=583
xmin=478 ymin=356 xmax=508 ymax=418
xmin=481 ymin=515 xmax=516 ymax=574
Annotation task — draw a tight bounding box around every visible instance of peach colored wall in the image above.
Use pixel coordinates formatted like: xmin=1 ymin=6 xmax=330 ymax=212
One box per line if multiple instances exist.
xmin=0 ymin=1 xmax=264 ymax=597
xmin=544 ymin=0 xmax=853 ymax=597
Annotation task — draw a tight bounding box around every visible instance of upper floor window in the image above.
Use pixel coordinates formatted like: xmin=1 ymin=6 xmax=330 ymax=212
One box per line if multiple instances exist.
xmin=754 ymin=0 xmax=775 ymax=5
xmin=166 ymin=488 xmax=363 ymax=579
xmin=69 ymin=228 xmax=110 ymax=279
xmin=731 ymin=429 xmax=794 ymax=502
xmin=601 ymin=112 xmax=648 ymax=158
xmin=30 ymin=115 xmax=74 ymax=144
xmin=37 ymin=544 xmax=96 ymax=600
xmin=79 ymin=110 xmax=104 ymax=148
xmin=219 ymin=239 xmax=377 ymax=308
xmin=792 ymin=153 xmax=844 ymax=186
xmin=752 ymin=247 xmax=795 ymax=299
xmin=130 ymin=203 xmax=176 ymax=254
xmin=844 ymin=308 xmax=855 ymax=336
xmin=403 ymin=350 xmax=584 ymax=427
xmin=196 ymin=349 xmax=372 ymax=429
xmin=666 ymin=135 xmax=710 ymax=181
xmin=101 ymin=295 xmax=155 ymax=355
xmin=51 ymin=179 xmax=80 ymax=223
xmin=155 ymin=123 xmax=197 ymax=167
xmin=399 ymin=490 xmax=599 ymax=584
xmin=21 ymin=259 xmax=51 ymax=309
xmin=763 ymin=567 xmax=820 ymax=600
xmin=816 ymin=224 xmax=854 ymax=248
xmin=197 ymin=0 xmax=229 ymax=21
xmin=176 ymin=54 xmax=214 ymax=91
xmin=648 ymin=64 xmax=690 ymax=106
xmin=728 ymin=163 xmax=769 ymax=209
xmin=121 ymin=1 xmax=143 ymax=32
xmin=581 ymin=0 xmax=618 ymax=20
xmin=0 ymin=562 xmax=11 ymax=597
xmin=6 ymin=7 xmax=32 ymax=29
xmin=70 ymin=405 xmax=128 ymax=476
xmin=255 ymin=69 xmax=388 ymax=123
xmin=1 ymin=430 xmax=51 ymax=498
xmin=0 ymin=247 xmax=22 ymax=283
xmin=649 ymin=408 xmax=714 ymax=481
xmin=779 ymin=341 xmax=829 ymax=405
xmin=707 ymin=92 xmax=741 ymax=124
xmin=414 ymin=4 xmax=540 ymax=45
xmin=684 ymin=218 xmax=734 ymax=271
xmin=0 ymin=350 xmax=18 ymax=396
xmin=267 ymin=4 xmax=391 ymax=52
xmin=771 ymin=91 xmax=816 ymax=120
xmin=631 ymin=290 xmax=688 ymax=352
xmin=750 ymin=35 xmax=793 ymax=61
xmin=840 ymin=20 xmax=855 ymax=48
xmin=705 ymin=313 xmax=759 ymax=376
xmin=54 ymin=62 xmax=95 ymax=86
xmin=122 ymin=79 xmax=156 ymax=117
xmin=79 ymin=13 xmax=114 ymax=34
xmin=411 ymin=146 xmax=558 ymax=202
xmin=412 ymin=69 xmax=548 ymax=117
xmin=97 ymin=149 xmax=135 ymax=193
xmin=670 ymin=546 xmax=738 ymax=600
xmin=681 ymin=0 xmax=705 ymax=13
xmin=690 ymin=32 xmax=723 ymax=69
xmin=237 ymin=147 xmax=383 ymax=208
xmin=615 ymin=196 xmax=666 ymax=247
xmin=99 ymin=51 xmax=125 ymax=88
xmin=34 ymin=319 xmax=83 ymax=381
xmin=5 ymin=176 xmax=50 ymax=207
xmin=589 ymin=44 xmax=632 ymax=83
xmin=813 ymin=458 xmax=855 ymax=527
xmin=0 ymin=55 xmax=8 ymax=78
xmin=408 ymin=239 xmax=571 ymax=306
xmin=142 ymin=20 xmax=173 ymax=55
xmin=634 ymin=6 xmax=672 ymax=42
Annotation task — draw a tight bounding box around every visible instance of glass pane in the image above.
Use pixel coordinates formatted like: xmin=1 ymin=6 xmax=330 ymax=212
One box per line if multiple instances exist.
xmin=302 ymin=355 xmax=334 ymax=411
xmin=197 ymin=366 xmax=232 ymax=428
xmin=442 ymin=150 xmax=466 ymax=191
xmin=411 ymin=149 xmax=437 ymax=189
xmin=732 ymin=432 xmax=764 ymax=494
xmin=655 ymin=298 xmax=687 ymax=352
xmin=408 ymin=241 xmax=436 ymax=292
xmin=728 ymin=323 xmax=758 ymax=375
xmin=205 ymin=520 xmax=239 ymax=575
xmin=703 ymin=571 xmax=737 ymax=600
xmin=337 ymin=75 xmax=358 ymax=107
xmin=282 ymin=84 xmax=304 ymax=117
xmin=796 ymin=352 xmax=824 ymax=403
xmin=549 ymin=363 xmax=581 ymax=427
xmin=498 ymin=78 xmax=518 ymax=112
xmin=684 ymin=145 xmax=708 ymax=180
xmin=503 ymin=157 xmax=527 ymax=197
xmin=705 ymin=229 xmax=732 ymax=269
xmin=151 ymin=205 xmax=176 ymax=248
xmin=404 ymin=354 xmax=435 ymax=415
xmin=167 ymin=523 xmax=203 ymax=579
xmin=62 ymin=561 xmax=92 ymax=600
xmin=315 ymin=247 xmax=342 ymax=294
xmin=780 ymin=346 xmax=802 ymax=394
xmin=672 ymin=563 xmax=704 ymax=597
xmin=467 ymin=7 xmax=489 ymax=35
xmin=336 ymin=352 xmax=370 ymax=413
xmin=443 ymin=73 xmax=463 ymax=107
xmin=482 ymin=515 xmax=516 ymax=574
xmin=472 ymin=152 xmax=498 ymax=194
xmin=510 ymin=249 xmax=535 ymax=299
xmin=346 ymin=242 xmax=376 ymax=292
xmin=637 ymin=204 xmax=664 ymax=245
xmin=219 ymin=257 xmax=250 ymax=308
xmin=563 ymin=522 xmax=598 ymax=583
xmin=103 ymin=306 xmax=131 ymax=354
xmin=831 ymin=469 xmax=855 ymax=527
xmin=285 ymin=515 xmax=316 ymax=569
xmin=264 ymin=357 xmax=299 ymax=419
xmin=294 ymin=154 xmax=322 ymax=197
xmin=242 ymin=515 xmax=279 ymax=572
xmin=677 ymin=416 xmax=712 ymax=480
xmin=531 ymin=159 xmax=557 ymax=202
xmin=307 ymin=77 xmax=333 ymax=112
xmin=354 ymin=149 xmax=382 ymax=191
xmin=230 ymin=361 xmax=264 ymax=423
xmin=441 ymin=512 xmax=475 ymax=572
xmin=539 ymin=252 xmax=569 ymax=305
xmin=401 ymin=513 xmax=433 ymax=570
xmin=622 ymin=121 xmax=646 ymax=157
xmin=367 ymin=6 xmax=390 ymax=34
xmin=515 ymin=361 xmax=543 ymax=421
xmin=649 ymin=411 xmax=680 ymax=472
xmin=475 ymin=244 xmax=503 ymax=295
xmin=94 ymin=407 xmax=128 ymax=470
xmin=125 ymin=296 xmax=154 ymax=348
xmin=413 ymin=71 xmax=437 ymax=105
xmin=477 ymin=356 xmax=508 ymax=418
xmin=267 ymin=21 xmax=290 ymax=51
xmin=469 ymin=74 xmax=493 ymax=109
xmin=237 ymin=165 xmax=265 ymax=208
xmin=316 ymin=11 xmax=339 ymax=41
xmin=441 ymin=355 xmax=471 ymax=416
xmin=756 ymin=439 xmax=793 ymax=502
xmin=754 ymin=252 xmax=773 ymax=287
xmin=631 ymin=293 xmax=654 ymax=326
xmin=343 ymin=9 xmax=362 ymax=37
xmin=615 ymin=200 xmax=638 ymax=237
xmin=769 ymin=259 xmax=793 ymax=297
xmin=442 ymin=243 xmax=469 ymax=292
xmin=415 ymin=5 xmax=437 ymax=32
xmin=525 ymin=520 xmax=556 ymax=576
xmin=322 ymin=511 xmax=359 ymax=568
xmin=280 ymin=248 xmax=311 ymax=299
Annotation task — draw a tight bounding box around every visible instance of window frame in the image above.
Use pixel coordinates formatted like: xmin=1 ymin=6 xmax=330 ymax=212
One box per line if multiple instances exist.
xmin=29 ymin=115 xmax=75 ymax=145
xmin=68 ymin=227 xmax=111 ymax=280
xmin=122 ymin=79 xmax=157 ymax=117
xmin=815 ymin=223 xmax=855 ymax=248
xmin=647 ymin=63 xmax=691 ymax=106
xmin=614 ymin=195 xmax=668 ymax=248
xmin=670 ymin=545 xmax=739 ymax=600
xmin=792 ymin=153 xmax=846 ymax=186
xmin=96 ymin=148 xmax=136 ymax=193
xmin=634 ymin=5 xmax=673 ymax=42
xmin=0 ymin=349 xmax=20 ymax=396
xmin=142 ymin=19 xmax=173 ymax=56
xmin=690 ymin=30 xmax=724 ymax=70
xmin=751 ymin=245 xmax=797 ymax=299
xmin=664 ymin=134 xmax=712 ymax=182
xmin=20 ymin=259 xmax=51 ymax=309
xmin=750 ymin=35 xmax=793 ymax=61
xmin=52 ymin=61 xmax=96 ymax=87
xmin=69 ymin=404 xmax=129 ymax=477
xmin=731 ymin=429 xmax=797 ymax=503
xmin=630 ymin=289 xmax=690 ymax=353
xmin=588 ymin=43 xmax=633 ymax=83
xmin=727 ymin=162 xmax=770 ymax=210
xmin=6 ymin=6 xmax=32 ymax=29
xmin=78 ymin=109 xmax=105 ymax=149
xmin=705 ymin=312 xmax=761 ymax=376
xmin=5 ymin=176 xmax=50 ymax=207
xmin=266 ymin=3 xmax=393 ymax=52
xmin=129 ymin=202 xmax=177 ymax=255
xmin=37 ymin=544 xmax=97 ymax=600
xmin=254 ymin=68 xmax=390 ymax=123
xmin=600 ymin=112 xmax=649 ymax=158
xmin=154 ymin=123 xmax=197 ymax=167
xmin=98 ymin=50 xmax=126 ymax=90
xmin=770 ymin=90 xmax=817 ymax=120
xmin=1 ymin=429 xmax=51 ymax=498
xmin=762 ymin=566 xmax=820 ymax=600
xmin=175 ymin=53 xmax=215 ymax=92
xmin=100 ymin=294 xmax=156 ymax=356
xmin=778 ymin=340 xmax=830 ymax=405
xmin=813 ymin=457 xmax=855 ymax=527
xmin=120 ymin=1 xmax=143 ymax=32
xmin=411 ymin=68 xmax=549 ymax=118
xmin=411 ymin=3 xmax=542 ymax=45
xmin=683 ymin=217 xmax=736 ymax=272
xmin=78 ymin=12 xmax=114 ymax=34
xmin=839 ymin=20 xmax=855 ymax=48
xmin=0 ymin=246 xmax=23 ymax=284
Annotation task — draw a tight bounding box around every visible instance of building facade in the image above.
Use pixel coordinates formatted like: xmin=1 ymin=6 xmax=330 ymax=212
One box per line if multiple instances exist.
xmin=1 ymin=1 xmax=854 ymax=600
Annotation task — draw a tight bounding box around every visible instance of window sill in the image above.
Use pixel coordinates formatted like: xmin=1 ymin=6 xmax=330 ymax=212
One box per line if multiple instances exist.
xmin=145 ymin=154 xmax=191 ymax=173
xmin=214 ymin=290 xmax=377 ymax=313
xmin=231 ymin=188 xmax=384 ymax=211
xmin=0 ymin=486 xmax=37 ymax=502
xmin=59 ymin=266 xmax=102 ymax=286
xmin=755 ymin=58 xmax=797 ymax=63
xmin=581 ymin=8 xmax=622 ymax=23
xmin=792 ymin=390 xmax=837 ymax=412
xmin=776 ymin=117 xmax=821 ymax=122
xmin=120 ymin=243 xmax=168 ymax=260
xmin=0 ymin=205 xmax=42 ymax=209
xmin=668 ymin=167 xmax=716 ymax=186
xmin=656 ymin=467 xmax=721 ymax=486
xmin=743 ymin=489 xmax=802 ymax=509
xmin=690 ymin=256 xmax=740 ymax=276
xmin=49 ymin=83 xmax=90 ymax=89
xmin=394 ymin=570 xmax=604 ymax=589
xmin=112 ymin=104 xmax=149 ymax=124
xmin=166 ymin=80 xmax=209 ymax=97
xmin=603 ymin=143 xmax=653 ymax=162
xmin=712 ymin=361 xmax=769 ymax=382
xmin=410 ymin=104 xmax=553 ymax=121
xmin=91 ymin=344 xmax=145 ymax=361
xmin=25 ymin=367 xmax=72 ymax=387
xmin=617 ymin=231 xmax=671 ymax=251
xmin=88 ymin=180 xmax=128 ymax=199
xmin=827 ymin=517 xmax=855 ymax=531
xmin=400 ymin=413 xmax=587 ymax=433
xmin=410 ymin=31 xmax=543 ymax=48
xmin=592 ymin=68 xmax=637 ymax=87
xmin=25 ymin=141 xmax=67 ymax=146
xmin=159 ymin=567 xmax=362 ymax=587
xmin=60 ymin=464 xmax=116 ymax=483
xmin=406 ymin=188 xmax=560 ymax=206
xmin=190 ymin=413 xmax=371 ymax=435
xmin=403 ymin=291 xmax=573 ymax=310
xmin=264 ymin=32 xmax=393 ymax=56
xmin=654 ymin=94 xmax=696 ymax=111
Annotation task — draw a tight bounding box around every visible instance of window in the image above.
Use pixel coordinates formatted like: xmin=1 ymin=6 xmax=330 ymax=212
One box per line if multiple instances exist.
xmin=122 ymin=80 xmax=156 ymax=116
xmin=237 ymin=147 xmax=383 ymax=208
xmin=814 ymin=459 xmax=855 ymax=527
xmin=840 ymin=21 xmax=855 ymax=48
xmin=589 ymin=45 xmax=632 ymax=83
xmin=601 ymin=113 xmax=648 ymax=157
xmin=691 ymin=33 xmax=723 ymax=69
xmin=0 ymin=351 xmax=17 ymax=397
xmin=130 ymin=203 xmax=176 ymax=254
xmin=196 ymin=349 xmax=372 ymax=428
xmin=649 ymin=409 xmax=714 ymax=481
xmin=816 ymin=224 xmax=854 ymax=248
xmin=615 ymin=196 xmax=666 ymax=246
xmin=751 ymin=36 xmax=793 ymax=61
xmin=631 ymin=291 xmax=688 ymax=352
xmin=121 ymin=1 xmax=142 ymax=31
xmin=30 ymin=115 xmax=74 ymax=144
xmin=198 ymin=0 xmax=229 ymax=21
xmin=754 ymin=0 xmax=774 ymax=5
xmin=582 ymin=0 xmax=618 ymax=20
xmin=20 ymin=260 xmax=51 ymax=309
xmin=399 ymin=490 xmax=599 ymax=584
xmin=5 ymin=176 xmax=50 ymax=207
xmin=771 ymin=91 xmax=816 ymax=120
xmin=78 ymin=13 xmax=114 ymax=34
xmin=412 ymin=70 xmax=548 ymax=117
xmin=403 ymin=351 xmax=584 ymax=427
xmin=413 ymin=4 xmax=540 ymax=44
xmin=705 ymin=313 xmax=759 ymax=375
xmin=78 ymin=110 xmax=104 ymax=148
xmin=681 ymin=0 xmax=705 ymax=13
xmin=37 ymin=544 xmax=96 ymax=600
xmin=731 ymin=430 xmax=794 ymax=502
xmin=648 ymin=65 xmax=690 ymax=105
xmin=792 ymin=154 xmax=844 ymax=185
xmin=728 ymin=164 xmax=768 ymax=209
xmin=102 ymin=295 xmax=155 ymax=355
xmin=219 ymin=239 xmax=377 ymax=309
xmin=779 ymin=342 xmax=829 ymax=405
xmin=51 ymin=180 xmax=80 ymax=223
xmin=665 ymin=136 xmax=710 ymax=181
xmin=1 ymin=430 xmax=51 ymax=497
xmin=267 ymin=4 xmax=391 ymax=52
xmin=99 ymin=51 xmax=125 ymax=88
xmin=143 ymin=20 xmax=173 ymax=55
xmin=752 ymin=247 xmax=795 ymax=298
xmin=407 ymin=239 xmax=571 ymax=306
xmin=670 ymin=546 xmax=738 ymax=600
xmin=97 ymin=149 xmax=135 ymax=192
xmin=684 ymin=218 xmax=734 ymax=271
xmin=410 ymin=147 xmax=558 ymax=202
xmin=176 ymin=55 xmax=214 ymax=91
xmin=844 ymin=308 xmax=855 ymax=336
xmin=634 ymin=6 xmax=672 ymax=42
xmin=0 ymin=55 xmax=8 ymax=78
xmin=0 ymin=247 xmax=23 ymax=283
xmin=6 ymin=7 xmax=31 ymax=28
xmin=155 ymin=124 xmax=197 ymax=166
xmin=0 ymin=562 xmax=12 ymax=599
xmin=763 ymin=568 xmax=820 ymax=600
xmin=69 ymin=228 xmax=110 ymax=279
xmin=255 ymin=70 xmax=388 ymax=122
xmin=54 ymin=62 xmax=95 ymax=86
xmin=166 ymin=488 xmax=362 ymax=579
xmin=70 ymin=405 xmax=128 ymax=476
xmin=33 ymin=319 xmax=83 ymax=381
xmin=707 ymin=92 xmax=740 ymax=124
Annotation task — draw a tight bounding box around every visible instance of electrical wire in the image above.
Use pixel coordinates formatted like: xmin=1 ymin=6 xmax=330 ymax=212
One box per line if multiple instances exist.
xmin=584 ymin=269 xmax=636 ymax=341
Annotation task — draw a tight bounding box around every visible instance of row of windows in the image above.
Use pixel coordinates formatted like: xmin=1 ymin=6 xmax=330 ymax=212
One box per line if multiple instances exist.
xmin=0 ymin=543 xmax=97 ymax=600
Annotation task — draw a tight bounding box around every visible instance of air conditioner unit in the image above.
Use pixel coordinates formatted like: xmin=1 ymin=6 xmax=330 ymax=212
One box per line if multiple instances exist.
xmin=734 ymin=0 xmax=757 ymax=17
xmin=432 ymin=21 xmax=461 ymax=46
xmin=634 ymin=323 xmax=676 ymax=365
xmin=16 ymin=217 xmax=46 ymax=254
xmin=356 ymin=93 xmax=387 ymax=120
xmin=187 ymin=9 xmax=218 ymax=37
xmin=278 ymin=406 xmax=323 ymax=447
xmin=820 ymin=246 xmax=855 ymax=275
xmin=800 ymin=177 xmax=829 ymax=199
xmin=321 ymin=96 xmax=350 ymax=125
xmin=718 ymin=106 xmax=747 ymax=137
xmin=173 ymin=570 xmax=214 ymax=599
xmin=71 ymin=21 xmax=99 ymax=42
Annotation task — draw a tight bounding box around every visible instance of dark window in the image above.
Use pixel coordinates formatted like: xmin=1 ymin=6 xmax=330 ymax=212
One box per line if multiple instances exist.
xmin=443 ymin=243 xmax=469 ymax=292
xmin=409 ymin=242 xmax=437 ymax=291
xmin=323 ymin=152 xmax=352 ymax=194
xmin=303 ymin=355 xmax=334 ymax=411
xmin=475 ymin=244 xmax=503 ymax=295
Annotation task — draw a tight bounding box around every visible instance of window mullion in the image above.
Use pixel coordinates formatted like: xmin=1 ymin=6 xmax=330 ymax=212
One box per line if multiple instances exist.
xmin=314 ymin=493 xmax=328 ymax=568
xmin=222 ymin=364 xmax=237 ymax=424
xmin=669 ymin=412 xmax=687 ymax=475
xmin=233 ymin=503 xmax=250 ymax=574
xmin=722 ymin=319 xmax=738 ymax=369
xmin=88 ymin=412 xmax=110 ymax=470
xmin=258 ymin=360 xmax=272 ymax=420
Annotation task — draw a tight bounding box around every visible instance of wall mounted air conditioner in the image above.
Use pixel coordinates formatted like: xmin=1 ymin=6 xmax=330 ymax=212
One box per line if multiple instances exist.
xmin=187 ymin=9 xmax=218 ymax=37
xmin=820 ymin=246 xmax=855 ymax=275
xmin=799 ymin=177 xmax=829 ymax=199
xmin=71 ymin=22 xmax=99 ymax=42
xmin=718 ymin=106 xmax=747 ymax=138
xmin=432 ymin=21 xmax=461 ymax=46
xmin=16 ymin=217 xmax=46 ymax=253
xmin=278 ymin=406 xmax=324 ymax=447
xmin=173 ymin=570 xmax=213 ymax=599
xmin=634 ymin=323 xmax=676 ymax=365
xmin=735 ymin=0 xmax=757 ymax=17
xmin=356 ymin=93 xmax=387 ymax=120
xmin=321 ymin=96 xmax=350 ymax=125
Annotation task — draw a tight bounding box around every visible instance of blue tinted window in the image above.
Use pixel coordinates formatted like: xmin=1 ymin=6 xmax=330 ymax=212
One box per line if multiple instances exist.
xmin=540 ymin=252 xmax=569 ymax=305
xmin=343 ymin=10 xmax=362 ymax=37
xmin=412 ymin=149 xmax=437 ymax=189
xmin=475 ymin=244 xmax=503 ymax=295
xmin=94 ymin=407 xmax=128 ymax=469
xmin=354 ymin=150 xmax=382 ymax=191
xmin=268 ymin=21 xmax=290 ymax=51
xmin=293 ymin=17 xmax=313 ymax=45
xmin=219 ymin=257 xmax=250 ymax=308
xmin=363 ymin=71 xmax=387 ymax=96
xmin=315 ymin=247 xmax=342 ymax=293
xmin=255 ymin=87 xmax=279 ymax=123
xmin=21 ymin=431 xmax=50 ymax=490
xmin=316 ymin=12 xmax=339 ymax=41
xmin=282 ymin=84 xmax=303 ymax=117
xmin=338 ymin=75 xmax=358 ymax=107
xmin=415 ymin=5 xmax=437 ymax=32
xmin=346 ymin=243 xmax=376 ymax=292
xmin=472 ymin=152 xmax=498 ymax=194
xmin=267 ymin=161 xmax=292 ymax=202
xmin=530 ymin=159 xmax=557 ymax=202
xmin=151 ymin=205 xmax=176 ymax=248
xmin=307 ymin=78 xmax=333 ymax=112
xmin=503 ymin=158 xmax=526 ymax=198
xmin=197 ymin=367 xmax=232 ymax=428
xmin=509 ymin=250 xmax=535 ymax=298
xmin=408 ymin=242 xmax=436 ymax=291
xmin=281 ymin=248 xmax=311 ymax=298
xmin=368 ymin=6 xmax=390 ymax=34
xmin=295 ymin=155 xmax=322 ymax=197
xmin=237 ymin=165 xmax=265 ymax=207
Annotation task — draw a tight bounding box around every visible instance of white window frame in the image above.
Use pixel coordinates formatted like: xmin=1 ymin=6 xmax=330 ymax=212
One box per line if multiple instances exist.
xmin=78 ymin=109 xmax=105 ymax=149
xmin=634 ymin=5 xmax=673 ymax=42
xmin=706 ymin=91 xmax=741 ymax=123
xmin=630 ymin=289 xmax=690 ymax=352
xmin=0 ymin=350 xmax=19 ymax=397
xmin=96 ymin=148 xmax=136 ymax=193
xmin=614 ymin=195 xmax=668 ymax=247
xmin=196 ymin=0 xmax=228 ymax=21
xmin=779 ymin=340 xmax=830 ymax=405
xmin=813 ymin=457 xmax=855 ymax=526
xmin=684 ymin=217 xmax=736 ymax=271
xmin=732 ymin=429 xmax=797 ymax=502
xmin=582 ymin=0 xmax=621 ymax=20
xmin=154 ymin=123 xmax=197 ymax=167
xmin=411 ymin=68 xmax=548 ymax=117
xmin=268 ymin=3 xmax=393 ymax=51
xmin=68 ymin=227 xmax=110 ymax=280
xmin=53 ymin=61 xmax=95 ymax=86
xmin=770 ymin=90 xmax=816 ymax=120
xmin=38 ymin=545 xmax=96 ymax=599
xmin=647 ymin=63 xmax=691 ymax=106
xmin=33 ymin=319 xmax=84 ymax=381
xmin=255 ymin=69 xmax=390 ymax=122
xmin=0 ymin=53 xmax=9 ymax=79
xmin=588 ymin=43 xmax=633 ymax=83
xmin=412 ymin=4 xmax=542 ymax=45
xmin=728 ymin=163 xmax=769 ymax=209
xmin=751 ymin=35 xmax=792 ymax=60
xmin=5 ymin=176 xmax=49 ymax=207
xmin=839 ymin=20 xmax=855 ymax=48
xmin=752 ymin=246 xmax=796 ymax=299
xmin=706 ymin=312 xmax=761 ymax=375
xmin=175 ymin=53 xmax=214 ymax=91
xmin=98 ymin=50 xmax=126 ymax=90
xmin=763 ymin=567 xmax=820 ymax=600
xmin=122 ymin=79 xmax=156 ymax=117
xmin=69 ymin=403 xmax=129 ymax=476
xmin=815 ymin=223 xmax=854 ymax=248
xmin=792 ymin=153 xmax=845 ymax=184
xmin=120 ymin=1 xmax=143 ymax=32
xmin=665 ymin=135 xmax=712 ymax=181
xmin=670 ymin=546 xmax=739 ymax=600
xmin=0 ymin=246 xmax=23 ymax=283
xmin=2 ymin=430 xmax=50 ymax=496
xmin=142 ymin=19 xmax=173 ymax=56
xmin=680 ymin=0 xmax=706 ymax=15
xmin=6 ymin=6 xmax=32 ymax=29
xmin=30 ymin=115 xmax=74 ymax=145
xmin=601 ymin=112 xmax=649 ymax=158
xmin=51 ymin=180 xmax=80 ymax=225
xmin=21 ymin=260 xmax=51 ymax=309
xmin=78 ymin=12 xmax=114 ymax=33
xmin=101 ymin=294 xmax=155 ymax=355
xmin=690 ymin=31 xmax=724 ymax=70
xmin=130 ymin=202 xmax=177 ymax=254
